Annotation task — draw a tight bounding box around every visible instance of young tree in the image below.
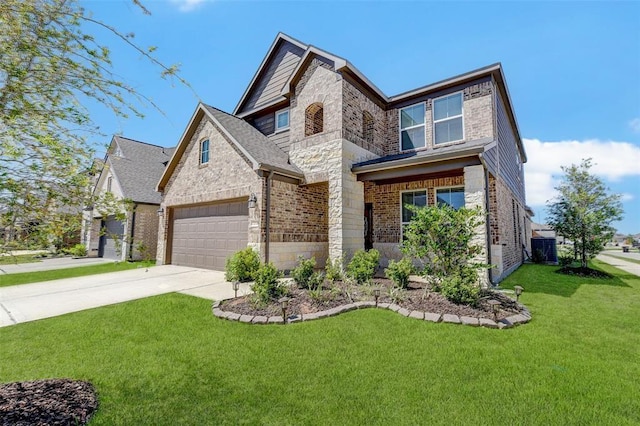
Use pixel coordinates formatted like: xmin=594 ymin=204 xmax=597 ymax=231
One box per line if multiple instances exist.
xmin=0 ymin=0 xmax=191 ymax=251
xmin=547 ymin=159 xmax=623 ymax=268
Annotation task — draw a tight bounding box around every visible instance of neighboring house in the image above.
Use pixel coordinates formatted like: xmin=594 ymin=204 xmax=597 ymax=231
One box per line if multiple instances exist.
xmin=531 ymin=222 xmax=556 ymax=239
xmin=84 ymin=136 xmax=173 ymax=261
xmin=156 ymin=33 xmax=530 ymax=284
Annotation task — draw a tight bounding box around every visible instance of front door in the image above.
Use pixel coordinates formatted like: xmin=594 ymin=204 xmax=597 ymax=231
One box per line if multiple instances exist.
xmin=364 ymin=203 xmax=373 ymax=250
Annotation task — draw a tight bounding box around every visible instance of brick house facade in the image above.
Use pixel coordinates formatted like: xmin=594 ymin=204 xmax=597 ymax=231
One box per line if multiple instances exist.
xmin=156 ymin=33 xmax=530 ymax=284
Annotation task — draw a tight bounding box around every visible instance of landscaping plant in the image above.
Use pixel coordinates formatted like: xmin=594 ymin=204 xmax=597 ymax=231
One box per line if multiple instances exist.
xmin=291 ymin=256 xmax=317 ymax=289
xmin=324 ymin=255 xmax=344 ymax=283
xmin=401 ymin=204 xmax=489 ymax=304
xmin=384 ymin=257 xmax=414 ymax=289
xmin=346 ymin=249 xmax=380 ymax=284
xmin=68 ymin=243 xmax=87 ymax=258
xmin=225 ymin=247 xmax=260 ymax=282
xmin=250 ymin=262 xmax=286 ymax=306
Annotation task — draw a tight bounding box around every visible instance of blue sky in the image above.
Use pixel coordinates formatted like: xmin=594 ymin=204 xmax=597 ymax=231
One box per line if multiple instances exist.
xmin=84 ymin=0 xmax=640 ymax=234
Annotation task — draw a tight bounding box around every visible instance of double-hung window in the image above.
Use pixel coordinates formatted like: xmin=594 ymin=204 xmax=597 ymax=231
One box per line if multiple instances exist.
xmin=275 ymin=108 xmax=289 ymax=132
xmin=401 ymin=190 xmax=427 ymax=237
xmin=200 ymin=139 xmax=210 ymax=165
xmin=433 ymin=93 xmax=463 ymax=144
xmin=436 ymin=187 xmax=465 ymax=209
xmin=400 ymin=103 xmax=425 ymax=151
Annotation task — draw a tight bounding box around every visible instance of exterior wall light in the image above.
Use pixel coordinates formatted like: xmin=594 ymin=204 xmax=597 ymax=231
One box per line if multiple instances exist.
xmin=157 ymin=207 xmax=164 ymax=217
xmin=248 ymin=193 xmax=257 ymax=209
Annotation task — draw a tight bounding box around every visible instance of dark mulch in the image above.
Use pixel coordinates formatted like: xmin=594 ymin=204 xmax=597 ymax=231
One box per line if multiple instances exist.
xmin=0 ymin=379 xmax=98 ymax=426
xmin=556 ymin=266 xmax=612 ymax=278
xmin=221 ymin=278 xmax=525 ymax=321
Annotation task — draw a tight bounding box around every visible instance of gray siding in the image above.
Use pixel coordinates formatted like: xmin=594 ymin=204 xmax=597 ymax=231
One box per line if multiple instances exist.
xmin=239 ymin=41 xmax=305 ymax=113
xmin=253 ymin=112 xmax=291 ymax=153
xmin=496 ymin=91 xmax=525 ymax=203
xmin=483 ymin=144 xmax=498 ymax=175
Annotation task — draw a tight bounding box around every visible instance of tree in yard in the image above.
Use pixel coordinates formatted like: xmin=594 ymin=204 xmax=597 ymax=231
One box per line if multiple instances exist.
xmin=400 ymin=204 xmax=491 ymax=304
xmin=0 ymin=0 xmax=191 ymax=251
xmin=546 ymin=158 xmax=623 ymax=269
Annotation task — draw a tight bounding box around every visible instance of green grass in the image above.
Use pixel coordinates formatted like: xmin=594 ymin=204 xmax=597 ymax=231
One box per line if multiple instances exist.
xmin=0 ymin=254 xmax=43 ymax=265
xmin=0 ymin=261 xmax=154 ymax=287
xmin=1 ymin=261 xmax=639 ymax=425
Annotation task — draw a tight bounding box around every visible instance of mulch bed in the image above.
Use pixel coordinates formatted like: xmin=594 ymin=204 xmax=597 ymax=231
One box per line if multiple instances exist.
xmin=221 ymin=278 xmax=525 ymax=321
xmin=556 ymin=266 xmax=612 ymax=278
xmin=0 ymin=379 xmax=97 ymax=426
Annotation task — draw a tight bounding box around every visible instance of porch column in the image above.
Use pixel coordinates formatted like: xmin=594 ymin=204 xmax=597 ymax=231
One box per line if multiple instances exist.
xmin=464 ymin=164 xmax=489 ymax=287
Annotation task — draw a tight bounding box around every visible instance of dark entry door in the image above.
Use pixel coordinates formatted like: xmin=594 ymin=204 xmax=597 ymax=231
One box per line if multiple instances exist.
xmin=364 ymin=203 xmax=373 ymax=250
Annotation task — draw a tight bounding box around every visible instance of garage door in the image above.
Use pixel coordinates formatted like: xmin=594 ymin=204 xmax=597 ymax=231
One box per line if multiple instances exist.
xmin=170 ymin=201 xmax=248 ymax=270
xmin=99 ymin=216 xmax=125 ymax=260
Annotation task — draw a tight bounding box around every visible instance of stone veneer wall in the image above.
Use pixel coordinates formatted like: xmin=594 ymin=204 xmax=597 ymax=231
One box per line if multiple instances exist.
xmin=265 ymin=181 xmax=329 ymax=269
xmin=157 ymin=116 xmax=264 ymax=265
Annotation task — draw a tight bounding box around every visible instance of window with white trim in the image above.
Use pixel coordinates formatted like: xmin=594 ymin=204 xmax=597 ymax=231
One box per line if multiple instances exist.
xmin=275 ymin=108 xmax=289 ymax=132
xmin=433 ymin=93 xmax=463 ymax=144
xmin=106 ymin=176 xmax=112 ymax=193
xmin=200 ymin=139 xmax=210 ymax=165
xmin=401 ymin=190 xmax=427 ymax=236
xmin=436 ymin=187 xmax=465 ymax=209
xmin=399 ymin=103 xmax=425 ymax=151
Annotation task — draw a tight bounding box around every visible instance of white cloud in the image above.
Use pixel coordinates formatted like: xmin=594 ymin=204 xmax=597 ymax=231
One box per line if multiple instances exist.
xmin=621 ymin=193 xmax=634 ymax=202
xmin=630 ymin=118 xmax=640 ymax=134
xmin=523 ymin=138 xmax=640 ymax=207
xmin=170 ymin=0 xmax=207 ymax=12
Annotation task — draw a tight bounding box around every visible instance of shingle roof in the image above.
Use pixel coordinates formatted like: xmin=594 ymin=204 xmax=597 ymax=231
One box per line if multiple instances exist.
xmin=107 ymin=136 xmax=174 ymax=204
xmin=202 ymin=104 xmax=303 ymax=178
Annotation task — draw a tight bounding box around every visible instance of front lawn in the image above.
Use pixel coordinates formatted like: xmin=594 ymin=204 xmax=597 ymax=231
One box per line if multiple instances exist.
xmin=0 ymin=261 xmax=154 ymax=287
xmin=1 ymin=261 xmax=638 ymax=424
xmin=0 ymin=254 xmax=44 ymax=265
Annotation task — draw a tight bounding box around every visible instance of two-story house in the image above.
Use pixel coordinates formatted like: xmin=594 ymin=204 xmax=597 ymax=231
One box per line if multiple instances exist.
xmin=156 ymin=33 xmax=530 ymax=284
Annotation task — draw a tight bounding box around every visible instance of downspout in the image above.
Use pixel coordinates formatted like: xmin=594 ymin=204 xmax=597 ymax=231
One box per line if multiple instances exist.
xmin=264 ymin=171 xmax=274 ymax=263
xmin=128 ymin=203 xmax=137 ymax=261
xmin=484 ymin=169 xmax=494 ymax=285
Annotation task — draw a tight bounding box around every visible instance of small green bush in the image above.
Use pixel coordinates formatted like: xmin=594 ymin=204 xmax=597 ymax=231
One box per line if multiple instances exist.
xmin=558 ymin=254 xmax=574 ymax=267
xmin=346 ymin=249 xmax=380 ymax=285
xmin=531 ymin=248 xmax=545 ymax=264
xmin=385 ymin=257 xmax=414 ymax=289
xmin=291 ymin=256 xmax=316 ymax=289
xmin=68 ymin=243 xmax=87 ymax=258
xmin=225 ymin=247 xmax=260 ymax=282
xmin=251 ymin=262 xmax=286 ymax=305
xmin=307 ymin=271 xmax=325 ymax=291
xmin=325 ymin=256 xmax=343 ymax=283
xmin=438 ymin=271 xmax=480 ymax=305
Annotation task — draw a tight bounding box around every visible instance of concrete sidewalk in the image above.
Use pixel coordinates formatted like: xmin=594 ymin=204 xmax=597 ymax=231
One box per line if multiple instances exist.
xmin=0 ymin=265 xmax=251 ymax=327
xmin=596 ymin=254 xmax=640 ymax=277
xmin=0 ymin=257 xmax=113 ymax=275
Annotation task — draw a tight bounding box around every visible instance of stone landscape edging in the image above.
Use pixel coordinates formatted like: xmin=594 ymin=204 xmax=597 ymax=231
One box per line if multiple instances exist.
xmin=212 ymin=300 xmax=531 ymax=329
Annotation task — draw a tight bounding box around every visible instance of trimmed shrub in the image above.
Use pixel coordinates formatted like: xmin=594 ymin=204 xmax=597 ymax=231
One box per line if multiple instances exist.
xmin=225 ymin=247 xmax=260 ymax=282
xmin=385 ymin=257 xmax=414 ymax=289
xmin=558 ymin=254 xmax=574 ymax=267
xmin=438 ymin=270 xmax=480 ymax=305
xmin=251 ymin=262 xmax=286 ymax=305
xmin=346 ymin=249 xmax=380 ymax=285
xmin=325 ymin=256 xmax=343 ymax=283
xmin=291 ymin=256 xmax=316 ymax=289
xmin=68 ymin=244 xmax=87 ymax=258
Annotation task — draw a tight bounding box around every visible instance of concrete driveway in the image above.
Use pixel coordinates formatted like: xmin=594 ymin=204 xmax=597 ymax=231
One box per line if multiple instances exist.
xmin=0 ymin=257 xmax=113 ymax=275
xmin=0 ymin=265 xmax=251 ymax=327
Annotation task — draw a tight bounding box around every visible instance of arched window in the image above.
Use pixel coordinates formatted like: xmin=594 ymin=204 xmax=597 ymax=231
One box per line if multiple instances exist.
xmin=362 ymin=111 xmax=374 ymax=144
xmin=305 ymin=103 xmax=324 ymax=136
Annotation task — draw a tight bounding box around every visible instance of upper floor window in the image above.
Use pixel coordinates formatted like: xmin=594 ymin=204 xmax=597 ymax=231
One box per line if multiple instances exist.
xmin=106 ymin=176 xmax=112 ymax=193
xmin=275 ymin=108 xmax=289 ymax=132
xmin=433 ymin=93 xmax=463 ymax=145
xmin=400 ymin=103 xmax=425 ymax=151
xmin=200 ymin=139 xmax=210 ymax=165
xmin=436 ymin=187 xmax=465 ymax=209
xmin=305 ymin=103 xmax=324 ymax=136
xmin=362 ymin=111 xmax=374 ymax=144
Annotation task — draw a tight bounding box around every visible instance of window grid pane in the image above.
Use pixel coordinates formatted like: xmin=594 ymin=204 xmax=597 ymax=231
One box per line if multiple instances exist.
xmin=201 ymin=140 xmax=209 ymax=164
xmin=401 ymin=126 xmax=425 ymax=150
xmin=276 ymin=110 xmax=289 ymax=130
xmin=436 ymin=187 xmax=465 ymax=209
xmin=402 ymin=190 xmax=427 ymax=224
